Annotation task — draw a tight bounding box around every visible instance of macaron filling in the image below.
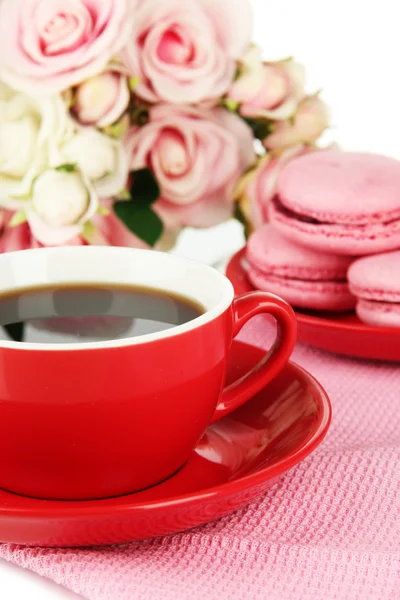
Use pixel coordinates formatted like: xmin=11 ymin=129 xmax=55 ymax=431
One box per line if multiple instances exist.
xmin=272 ymin=195 xmax=400 ymax=227
xmin=247 ymin=263 xmax=356 ymax=311
xmin=272 ymin=196 xmax=324 ymax=225
xmin=249 ymin=263 xmax=348 ymax=288
xmin=348 ymin=285 xmax=400 ymax=304
xmin=245 ymin=250 xmax=350 ymax=286
xmin=358 ymin=299 xmax=400 ymax=313
xmin=271 ymin=195 xmax=400 ymax=241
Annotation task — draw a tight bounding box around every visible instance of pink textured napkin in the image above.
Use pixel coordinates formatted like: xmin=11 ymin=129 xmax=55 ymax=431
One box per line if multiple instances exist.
xmin=1 ymin=317 xmax=400 ymax=600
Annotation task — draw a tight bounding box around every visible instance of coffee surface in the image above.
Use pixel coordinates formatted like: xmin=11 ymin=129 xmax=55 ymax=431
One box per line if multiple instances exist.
xmin=0 ymin=284 xmax=204 ymax=344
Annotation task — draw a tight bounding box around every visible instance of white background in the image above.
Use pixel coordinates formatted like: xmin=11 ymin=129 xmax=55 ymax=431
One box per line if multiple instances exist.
xmin=1 ymin=0 xmax=399 ymax=597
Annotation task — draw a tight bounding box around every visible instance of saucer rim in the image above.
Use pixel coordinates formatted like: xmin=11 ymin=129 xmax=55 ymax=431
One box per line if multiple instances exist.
xmin=0 ymin=341 xmax=331 ymax=519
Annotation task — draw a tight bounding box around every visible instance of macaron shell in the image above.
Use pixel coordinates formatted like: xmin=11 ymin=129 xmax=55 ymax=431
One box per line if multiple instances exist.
xmin=356 ymin=299 xmax=400 ymax=327
xmin=277 ymin=151 xmax=400 ymax=224
xmin=248 ymin=264 xmax=356 ymax=312
xmin=247 ymin=224 xmax=353 ymax=280
xmin=270 ymin=199 xmax=400 ymax=256
xmin=348 ymin=251 xmax=400 ymax=302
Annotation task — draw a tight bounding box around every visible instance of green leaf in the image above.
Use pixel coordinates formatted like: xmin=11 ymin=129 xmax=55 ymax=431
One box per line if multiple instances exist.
xmin=81 ymin=221 xmax=96 ymax=244
xmin=244 ymin=118 xmax=274 ymax=141
xmin=117 ymin=188 xmax=131 ymax=201
xmin=224 ymin=98 xmax=240 ymax=112
xmin=9 ymin=193 xmax=31 ymax=201
xmin=114 ymin=201 xmax=163 ymax=247
xmin=4 ymin=322 xmax=25 ymax=342
xmin=113 ymin=168 xmax=162 ymax=245
xmin=55 ymin=163 xmax=77 ymax=173
xmin=129 ymin=168 xmax=160 ymax=206
xmin=128 ymin=76 xmax=141 ymax=91
xmin=233 ymin=65 xmax=243 ymax=81
xmin=97 ymin=205 xmax=110 ymax=216
xmin=9 ymin=210 xmax=27 ymax=227
xmin=102 ymin=119 xmax=129 ymax=139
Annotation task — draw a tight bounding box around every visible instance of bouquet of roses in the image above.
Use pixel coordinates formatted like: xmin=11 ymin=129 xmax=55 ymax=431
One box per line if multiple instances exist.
xmin=0 ymin=0 xmax=330 ymax=253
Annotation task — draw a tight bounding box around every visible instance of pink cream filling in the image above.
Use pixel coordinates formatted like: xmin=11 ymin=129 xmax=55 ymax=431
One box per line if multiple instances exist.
xmin=272 ymin=196 xmax=400 ymax=240
xmin=358 ymin=299 xmax=400 ymax=313
xmin=349 ymin=285 xmax=400 ymax=304
xmin=274 ymin=194 xmax=400 ymax=226
xmin=248 ymin=264 xmax=349 ymax=294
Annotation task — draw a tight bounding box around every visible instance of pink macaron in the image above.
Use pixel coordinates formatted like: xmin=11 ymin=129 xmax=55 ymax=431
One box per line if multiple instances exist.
xmin=246 ymin=224 xmax=356 ymax=311
xmin=348 ymin=251 xmax=400 ymax=327
xmin=270 ymin=150 xmax=400 ymax=256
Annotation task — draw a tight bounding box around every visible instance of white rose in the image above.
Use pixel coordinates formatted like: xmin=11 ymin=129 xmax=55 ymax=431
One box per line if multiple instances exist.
xmin=27 ymin=167 xmax=98 ymax=245
xmin=60 ymin=129 xmax=129 ymax=197
xmin=0 ymin=81 xmax=73 ymax=206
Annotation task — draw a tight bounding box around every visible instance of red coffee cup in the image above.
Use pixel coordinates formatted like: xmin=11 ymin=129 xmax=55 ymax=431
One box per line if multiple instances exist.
xmin=0 ymin=247 xmax=296 ymax=500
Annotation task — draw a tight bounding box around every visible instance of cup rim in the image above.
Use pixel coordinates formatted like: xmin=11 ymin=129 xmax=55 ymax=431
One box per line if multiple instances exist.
xmin=0 ymin=247 xmax=234 ymax=352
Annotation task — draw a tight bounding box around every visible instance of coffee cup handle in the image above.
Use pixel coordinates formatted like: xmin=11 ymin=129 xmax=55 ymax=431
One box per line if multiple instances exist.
xmin=211 ymin=292 xmax=297 ymax=424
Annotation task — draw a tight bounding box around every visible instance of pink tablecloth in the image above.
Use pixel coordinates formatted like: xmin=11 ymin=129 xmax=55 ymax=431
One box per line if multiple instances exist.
xmin=1 ymin=318 xmax=400 ymax=600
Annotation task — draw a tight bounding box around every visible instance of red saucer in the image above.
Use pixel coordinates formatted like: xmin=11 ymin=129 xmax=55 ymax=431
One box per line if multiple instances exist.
xmin=227 ymin=249 xmax=400 ymax=362
xmin=0 ymin=341 xmax=330 ymax=547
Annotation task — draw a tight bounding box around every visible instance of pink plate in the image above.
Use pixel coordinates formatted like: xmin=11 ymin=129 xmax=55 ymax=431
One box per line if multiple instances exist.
xmin=0 ymin=340 xmax=330 ymax=547
xmin=227 ymin=249 xmax=400 ymax=362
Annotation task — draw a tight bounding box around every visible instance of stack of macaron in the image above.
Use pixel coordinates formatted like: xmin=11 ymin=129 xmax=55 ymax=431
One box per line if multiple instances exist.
xmin=246 ymin=225 xmax=356 ymax=311
xmin=348 ymin=252 xmax=400 ymax=327
xmin=246 ymin=150 xmax=400 ymax=327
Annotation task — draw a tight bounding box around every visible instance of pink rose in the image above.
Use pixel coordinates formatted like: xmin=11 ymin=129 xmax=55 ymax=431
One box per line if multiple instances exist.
xmin=0 ymin=218 xmax=43 ymax=252
xmin=121 ymin=0 xmax=252 ymax=104
xmin=72 ymin=71 xmax=130 ymax=128
xmin=0 ymin=204 xmax=176 ymax=253
xmin=227 ymin=47 xmax=305 ymax=121
xmin=264 ymin=95 xmax=330 ymax=150
xmin=0 ymin=211 xmax=84 ymax=253
xmin=0 ymin=219 xmax=37 ymax=253
xmin=0 ymin=0 xmax=135 ymax=94
xmin=125 ymin=104 xmax=255 ymax=228
xmin=235 ymin=145 xmax=321 ymax=232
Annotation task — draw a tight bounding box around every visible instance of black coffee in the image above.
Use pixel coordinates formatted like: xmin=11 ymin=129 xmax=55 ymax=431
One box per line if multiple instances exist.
xmin=0 ymin=284 xmax=204 ymax=344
